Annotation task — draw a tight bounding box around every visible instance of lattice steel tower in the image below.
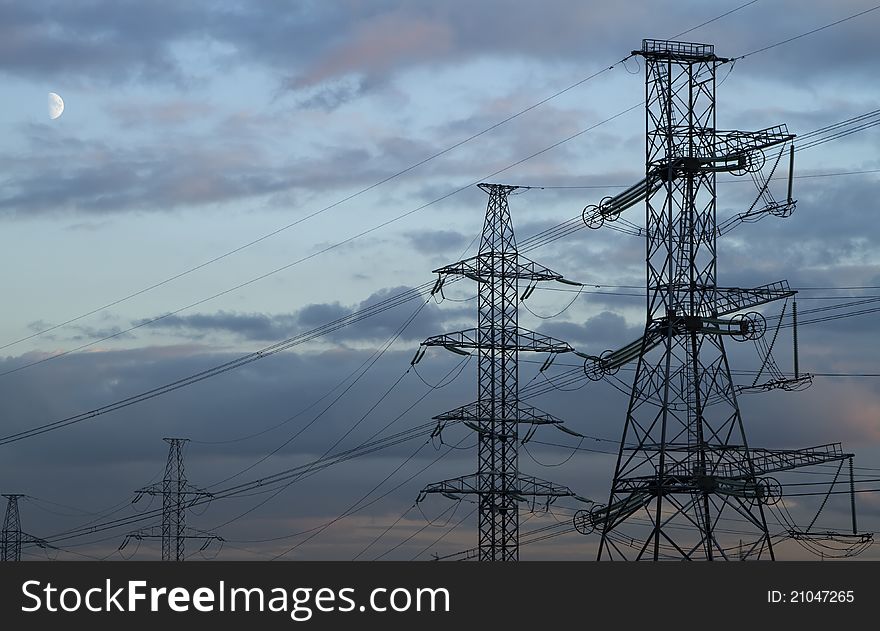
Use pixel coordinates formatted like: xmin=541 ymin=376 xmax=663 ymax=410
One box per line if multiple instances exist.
xmin=122 ymin=438 xmax=220 ymax=561
xmin=1 ymin=494 xmax=46 ymax=561
xmin=595 ymin=40 xmax=800 ymax=560
xmin=415 ymin=183 xmax=584 ymax=561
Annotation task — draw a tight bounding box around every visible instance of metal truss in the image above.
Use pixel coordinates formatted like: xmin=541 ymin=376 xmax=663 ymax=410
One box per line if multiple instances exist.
xmin=416 ymin=183 xmax=583 ymax=561
xmin=123 ymin=438 xmax=221 ymax=561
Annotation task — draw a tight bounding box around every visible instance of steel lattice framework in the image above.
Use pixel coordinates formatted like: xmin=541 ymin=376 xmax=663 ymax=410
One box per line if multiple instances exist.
xmin=0 ymin=494 xmax=21 ymax=562
xmin=596 ymin=40 xmax=801 ymax=561
xmin=1 ymin=494 xmax=46 ymax=561
xmin=416 ymin=183 xmax=582 ymax=561
xmin=122 ymin=438 xmax=220 ymax=561
xmin=570 ymin=40 xmax=868 ymax=561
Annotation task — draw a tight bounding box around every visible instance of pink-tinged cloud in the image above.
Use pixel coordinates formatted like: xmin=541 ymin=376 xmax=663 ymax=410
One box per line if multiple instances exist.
xmin=292 ymin=12 xmax=454 ymax=88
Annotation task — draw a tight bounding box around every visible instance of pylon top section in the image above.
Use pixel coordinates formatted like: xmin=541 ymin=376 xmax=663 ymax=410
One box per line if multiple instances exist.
xmin=635 ymin=39 xmax=729 ymax=63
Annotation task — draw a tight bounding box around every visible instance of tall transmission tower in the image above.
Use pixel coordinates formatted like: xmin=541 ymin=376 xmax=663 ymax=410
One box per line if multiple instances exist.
xmin=1 ymin=494 xmax=46 ymax=561
xmin=122 ymin=438 xmax=221 ymax=561
xmin=573 ymin=40 xmax=861 ymax=560
xmin=414 ymin=183 xmax=587 ymax=561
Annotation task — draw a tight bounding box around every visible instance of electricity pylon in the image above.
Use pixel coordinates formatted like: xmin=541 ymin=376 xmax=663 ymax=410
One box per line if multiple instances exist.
xmin=574 ymin=40 xmax=860 ymax=560
xmin=414 ymin=183 xmax=587 ymax=561
xmin=122 ymin=438 xmax=221 ymax=561
xmin=1 ymin=494 xmax=47 ymax=561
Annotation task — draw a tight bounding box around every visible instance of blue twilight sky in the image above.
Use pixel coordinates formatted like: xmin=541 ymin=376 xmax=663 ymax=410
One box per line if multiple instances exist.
xmin=0 ymin=0 xmax=879 ymax=560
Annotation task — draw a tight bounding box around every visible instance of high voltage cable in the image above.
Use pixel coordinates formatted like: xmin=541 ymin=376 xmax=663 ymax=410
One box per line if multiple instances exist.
xmin=30 ymin=353 xmax=472 ymax=548
xmin=733 ymin=4 xmax=880 ymax=60
xmin=532 ymin=166 xmax=880 ymax=190
xmin=668 ymin=0 xmax=759 ymax=39
xmin=269 ymin=434 xmax=469 ymax=560
xmin=206 ymin=296 xmax=432 ymax=489
xmin=0 ymin=283 xmax=436 ymax=445
xmin=204 ymin=352 xmax=468 ymax=530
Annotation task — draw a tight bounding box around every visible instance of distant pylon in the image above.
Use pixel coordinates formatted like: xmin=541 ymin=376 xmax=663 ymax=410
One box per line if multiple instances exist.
xmin=415 ymin=183 xmax=588 ymax=561
xmin=1 ymin=494 xmax=22 ymax=561
xmin=1 ymin=494 xmax=47 ymax=561
xmin=122 ymin=438 xmax=221 ymax=561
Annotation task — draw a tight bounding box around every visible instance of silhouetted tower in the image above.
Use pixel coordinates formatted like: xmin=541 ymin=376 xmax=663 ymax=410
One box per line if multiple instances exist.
xmin=598 ymin=40 xmax=797 ymax=560
xmin=122 ymin=438 xmax=220 ymax=561
xmin=415 ymin=183 xmax=584 ymax=561
xmin=2 ymin=494 xmax=46 ymax=561
xmin=574 ymin=40 xmax=869 ymax=560
xmin=1 ymin=494 xmax=23 ymax=561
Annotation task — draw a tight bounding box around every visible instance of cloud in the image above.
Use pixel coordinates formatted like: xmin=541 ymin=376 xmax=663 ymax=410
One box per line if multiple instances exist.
xmin=287 ymin=10 xmax=455 ymax=90
xmin=404 ymin=229 xmax=468 ymax=254
xmin=130 ymin=286 xmax=472 ymax=344
xmin=0 ymin=1 xmax=198 ymax=85
xmin=136 ymin=310 xmax=300 ymax=342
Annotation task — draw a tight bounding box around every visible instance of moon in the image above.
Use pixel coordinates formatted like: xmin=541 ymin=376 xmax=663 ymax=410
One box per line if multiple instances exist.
xmin=48 ymin=92 xmax=64 ymax=120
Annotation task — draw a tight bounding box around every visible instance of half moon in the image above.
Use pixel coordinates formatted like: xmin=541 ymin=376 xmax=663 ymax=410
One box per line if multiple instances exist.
xmin=48 ymin=92 xmax=64 ymax=120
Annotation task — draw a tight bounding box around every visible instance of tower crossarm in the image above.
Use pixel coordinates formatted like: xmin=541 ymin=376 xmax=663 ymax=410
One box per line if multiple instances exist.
xmin=649 ymin=127 xmax=794 ymax=172
xmin=583 ymin=126 xmax=793 ymax=231
xmin=421 ymin=327 xmax=575 ymax=354
xmin=712 ymin=126 xmax=795 ymax=161
xmin=433 ymin=401 xmax=563 ymax=426
xmin=135 ymin=483 xmax=214 ymax=499
xmin=433 ymin=253 xmax=579 ymax=285
xmin=121 ymin=527 xmax=223 ymax=548
xmin=746 ymin=443 xmax=850 ymax=476
xmin=708 ymin=280 xmax=795 ymax=316
xmin=624 ymin=443 xmax=849 ymax=479
xmin=420 ymin=474 xmax=579 ymax=500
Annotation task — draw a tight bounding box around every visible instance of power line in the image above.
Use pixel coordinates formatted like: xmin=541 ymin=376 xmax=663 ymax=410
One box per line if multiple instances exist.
xmin=734 ymin=4 xmax=880 ymax=60
xmin=669 ymin=0 xmax=759 ymax=39
xmin=531 ymin=166 xmax=880 ymax=189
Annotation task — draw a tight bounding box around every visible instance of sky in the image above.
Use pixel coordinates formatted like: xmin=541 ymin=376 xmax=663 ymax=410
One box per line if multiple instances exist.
xmin=1 ymin=0 xmax=879 ymax=561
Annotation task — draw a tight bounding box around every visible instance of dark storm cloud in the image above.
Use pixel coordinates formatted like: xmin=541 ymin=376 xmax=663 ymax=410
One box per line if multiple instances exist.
xmin=136 ymin=311 xmax=300 ymax=342
xmin=0 ymin=342 xmax=481 ymax=559
xmin=133 ymin=286 xmax=472 ymax=343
